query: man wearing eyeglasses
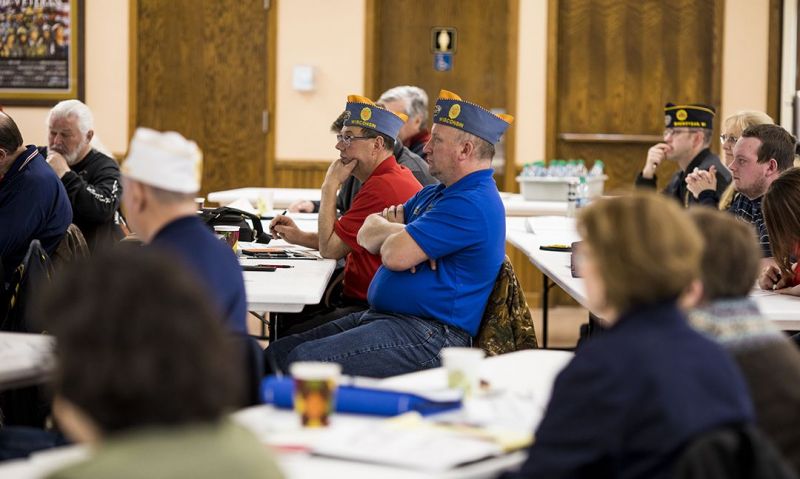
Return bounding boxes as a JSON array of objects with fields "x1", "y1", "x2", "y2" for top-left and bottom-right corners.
[
  {"x1": 265, "y1": 90, "x2": 513, "y2": 378},
  {"x1": 269, "y1": 95, "x2": 422, "y2": 333},
  {"x1": 635, "y1": 103, "x2": 730, "y2": 208}
]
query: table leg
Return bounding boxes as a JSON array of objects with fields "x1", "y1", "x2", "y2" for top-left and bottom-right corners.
[{"x1": 541, "y1": 273, "x2": 552, "y2": 348}]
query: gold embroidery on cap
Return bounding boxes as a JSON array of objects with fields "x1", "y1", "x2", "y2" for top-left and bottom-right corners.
[
  {"x1": 448, "y1": 104, "x2": 461, "y2": 119},
  {"x1": 676, "y1": 109, "x2": 688, "y2": 121},
  {"x1": 360, "y1": 107, "x2": 372, "y2": 121}
]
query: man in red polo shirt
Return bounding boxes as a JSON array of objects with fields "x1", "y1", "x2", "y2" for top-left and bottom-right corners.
[{"x1": 270, "y1": 94, "x2": 422, "y2": 334}]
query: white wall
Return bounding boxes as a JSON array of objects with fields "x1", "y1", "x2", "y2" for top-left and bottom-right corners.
[
  {"x1": 4, "y1": 0, "x2": 130, "y2": 155},
  {"x1": 721, "y1": 0, "x2": 770, "y2": 122},
  {"x1": 274, "y1": 0, "x2": 365, "y2": 162},
  {"x1": 515, "y1": 0, "x2": 548, "y2": 165}
]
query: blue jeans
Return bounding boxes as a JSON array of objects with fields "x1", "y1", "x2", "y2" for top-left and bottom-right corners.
[{"x1": 265, "y1": 309, "x2": 472, "y2": 378}]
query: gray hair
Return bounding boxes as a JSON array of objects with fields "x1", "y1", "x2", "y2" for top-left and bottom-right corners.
[
  {"x1": 378, "y1": 85, "x2": 429, "y2": 125},
  {"x1": 47, "y1": 99, "x2": 94, "y2": 135}
]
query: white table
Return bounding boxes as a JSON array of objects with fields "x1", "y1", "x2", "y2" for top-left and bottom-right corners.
[
  {"x1": 0, "y1": 350, "x2": 573, "y2": 479},
  {"x1": 242, "y1": 254, "x2": 336, "y2": 313},
  {"x1": 210, "y1": 187, "x2": 567, "y2": 218},
  {"x1": 0, "y1": 332, "x2": 54, "y2": 391},
  {"x1": 208, "y1": 188, "x2": 321, "y2": 209},
  {"x1": 242, "y1": 213, "x2": 335, "y2": 314},
  {"x1": 506, "y1": 217, "x2": 800, "y2": 335},
  {"x1": 236, "y1": 349, "x2": 573, "y2": 479},
  {"x1": 501, "y1": 193, "x2": 567, "y2": 217}
]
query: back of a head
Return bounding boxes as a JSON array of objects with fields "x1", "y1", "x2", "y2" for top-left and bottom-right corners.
[
  {"x1": 741, "y1": 123, "x2": 796, "y2": 172},
  {"x1": 0, "y1": 111, "x2": 23, "y2": 152},
  {"x1": 378, "y1": 85, "x2": 429, "y2": 124},
  {"x1": 689, "y1": 208, "x2": 761, "y2": 301},
  {"x1": 763, "y1": 167, "x2": 800, "y2": 276},
  {"x1": 122, "y1": 127, "x2": 203, "y2": 197},
  {"x1": 34, "y1": 248, "x2": 244, "y2": 435},
  {"x1": 577, "y1": 193, "x2": 703, "y2": 313}
]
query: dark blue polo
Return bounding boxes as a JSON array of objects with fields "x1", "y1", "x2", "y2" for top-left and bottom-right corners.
[
  {"x1": 0, "y1": 145, "x2": 72, "y2": 278},
  {"x1": 150, "y1": 216, "x2": 247, "y2": 333}
]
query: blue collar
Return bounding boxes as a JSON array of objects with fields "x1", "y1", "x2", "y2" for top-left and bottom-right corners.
[{"x1": 439, "y1": 168, "x2": 495, "y2": 196}]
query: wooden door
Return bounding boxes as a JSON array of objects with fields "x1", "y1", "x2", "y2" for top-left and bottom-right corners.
[
  {"x1": 547, "y1": 0, "x2": 724, "y2": 193},
  {"x1": 133, "y1": 0, "x2": 273, "y2": 196},
  {"x1": 367, "y1": 0, "x2": 518, "y2": 190}
]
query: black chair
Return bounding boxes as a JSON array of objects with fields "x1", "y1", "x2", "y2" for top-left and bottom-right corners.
[
  {"x1": 1, "y1": 240, "x2": 53, "y2": 333},
  {"x1": 672, "y1": 424, "x2": 798, "y2": 479},
  {"x1": 0, "y1": 241, "x2": 54, "y2": 428}
]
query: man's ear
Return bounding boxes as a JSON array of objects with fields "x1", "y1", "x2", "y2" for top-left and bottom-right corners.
[
  {"x1": 765, "y1": 158, "x2": 779, "y2": 176},
  {"x1": 459, "y1": 137, "x2": 475, "y2": 160},
  {"x1": 129, "y1": 181, "x2": 147, "y2": 213},
  {"x1": 85, "y1": 129, "x2": 94, "y2": 144}
]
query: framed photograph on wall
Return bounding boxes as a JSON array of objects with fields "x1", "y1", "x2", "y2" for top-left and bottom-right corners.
[{"x1": 0, "y1": 0, "x2": 84, "y2": 106}]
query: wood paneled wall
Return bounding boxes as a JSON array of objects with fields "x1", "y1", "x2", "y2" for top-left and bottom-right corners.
[
  {"x1": 134, "y1": 0, "x2": 273, "y2": 196},
  {"x1": 273, "y1": 160, "x2": 329, "y2": 189},
  {"x1": 547, "y1": 0, "x2": 724, "y2": 193},
  {"x1": 367, "y1": 0, "x2": 518, "y2": 191}
]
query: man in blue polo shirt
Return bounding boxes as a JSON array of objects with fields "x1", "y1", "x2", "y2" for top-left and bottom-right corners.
[
  {"x1": 120, "y1": 128, "x2": 247, "y2": 333},
  {"x1": 0, "y1": 111, "x2": 71, "y2": 280},
  {"x1": 265, "y1": 90, "x2": 512, "y2": 377}
]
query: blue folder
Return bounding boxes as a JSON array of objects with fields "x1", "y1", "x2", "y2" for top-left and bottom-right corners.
[{"x1": 261, "y1": 375, "x2": 462, "y2": 417}]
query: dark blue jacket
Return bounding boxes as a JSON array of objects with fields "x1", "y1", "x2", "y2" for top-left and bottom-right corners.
[
  {"x1": 150, "y1": 216, "x2": 247, "y2": 334},
  {"x1": 0, "y1": 146, "x2": 72, "y2": 279},
  {"x1": 510, "y1": 302, "x2": 754, "y2": 479}
]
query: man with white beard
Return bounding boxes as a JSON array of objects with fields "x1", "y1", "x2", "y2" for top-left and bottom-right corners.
[{"x1": 43, "y1": 100, "x2": 123, "y2": 250}]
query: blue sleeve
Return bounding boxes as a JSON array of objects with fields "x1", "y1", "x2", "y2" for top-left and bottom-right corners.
[{"x1": 405, "y1": 193, "x2": 484, "y2": 260}]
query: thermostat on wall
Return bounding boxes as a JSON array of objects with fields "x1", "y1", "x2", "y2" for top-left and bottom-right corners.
[{"x1": 292, "y1": 65, "x2": 315, "y2": 92}]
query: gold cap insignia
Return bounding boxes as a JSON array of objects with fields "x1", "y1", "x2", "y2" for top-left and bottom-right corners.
[
  {"x1": 448, "y1": 103, "x2": 461, "y2": 120},
  {"x1": 360, "y1": 107, "x2": 372, "y2": 121},
  {"x1": 676, "y1": 109, "x2": 688, "y2": 121}
]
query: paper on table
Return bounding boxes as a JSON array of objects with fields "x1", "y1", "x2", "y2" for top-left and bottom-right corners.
[{"x1": 311, "y1": 414, "x2": 504, "y2": 472}]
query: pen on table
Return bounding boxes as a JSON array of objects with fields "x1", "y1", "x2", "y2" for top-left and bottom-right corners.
[{"x1": 255, "y1": 264, "x2": 293, "y2": 268}]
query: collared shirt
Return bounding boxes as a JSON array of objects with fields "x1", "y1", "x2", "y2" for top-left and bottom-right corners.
[
  {"x1": 728, "y1": 193, "x2": 771, "y2": 257},
  {"x1": 150, "y1": 216, "x2": 247, "y2": 333},
  {"x1": 333, "y1": 156, "x2": 422, "y2": 301},
  {"x1": 367, "y1": 169, "x2": 505, "y2": 336},
  {"x1": 0, "y1": 145, "x2": 72, "y2": 278}
]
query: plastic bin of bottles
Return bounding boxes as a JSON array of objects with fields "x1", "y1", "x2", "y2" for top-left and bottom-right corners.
[{"x1": 516, "y1": 175, "x2": 607, "y2": 201}]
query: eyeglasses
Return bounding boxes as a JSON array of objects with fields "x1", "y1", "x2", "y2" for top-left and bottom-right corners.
[
  {"x1": 663, "y1": 128, "x2": 697, "y2": 138},
  {"x1": 719, "y1": 134, "x2": 739, "y2": 145},
  {"x1": 336, "y1": 135, "x2": 373, "y2": 147}
]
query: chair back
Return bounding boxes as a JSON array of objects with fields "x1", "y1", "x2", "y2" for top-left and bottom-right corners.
[
  {"x1": 475, "y1": 256, "x2": 538, "y2": 356},
  {"x1": 1, "y1": 240, "x2": 53, "y2": 333},
  {"x1": 672, "y1": 424, "x2": 798, "y2": 479},
  {"x1": 51, "y1": 224, "x2": 89, "y2": 270}
]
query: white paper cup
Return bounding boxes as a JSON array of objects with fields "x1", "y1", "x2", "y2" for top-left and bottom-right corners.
[
  {"x1": 441, "y1": 347, "x2": 485, "y2": 397},
  {"x1": 289, "y1": 362, "x2": 342, "y2": 427},
  {"x1": 213, "y1": 225, "x2": 240, "y2": 253}
]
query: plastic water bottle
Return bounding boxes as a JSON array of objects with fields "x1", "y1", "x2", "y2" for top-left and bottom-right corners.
[
  {"x1": 590, "y1": 160, "x2": 604, "y2": 177},
  {"x1": 576, "y1": 176, "x2": 589, "y2": 209},
  {"x1": 576, "y1": 159, "x2": 588, "y2": 177},
  {"x1": 566, "y1": 180, "x2": 577, "y2": 218}
]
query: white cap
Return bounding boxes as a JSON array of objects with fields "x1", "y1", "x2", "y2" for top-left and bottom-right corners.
[{"x1": 122, "y1": 127, "x2": 203, "y2": 194}]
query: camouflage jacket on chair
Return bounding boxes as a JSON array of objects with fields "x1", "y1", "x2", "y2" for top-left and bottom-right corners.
[{"x1": 475, "y1": 257, "x2": 538, "y2": 356}]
